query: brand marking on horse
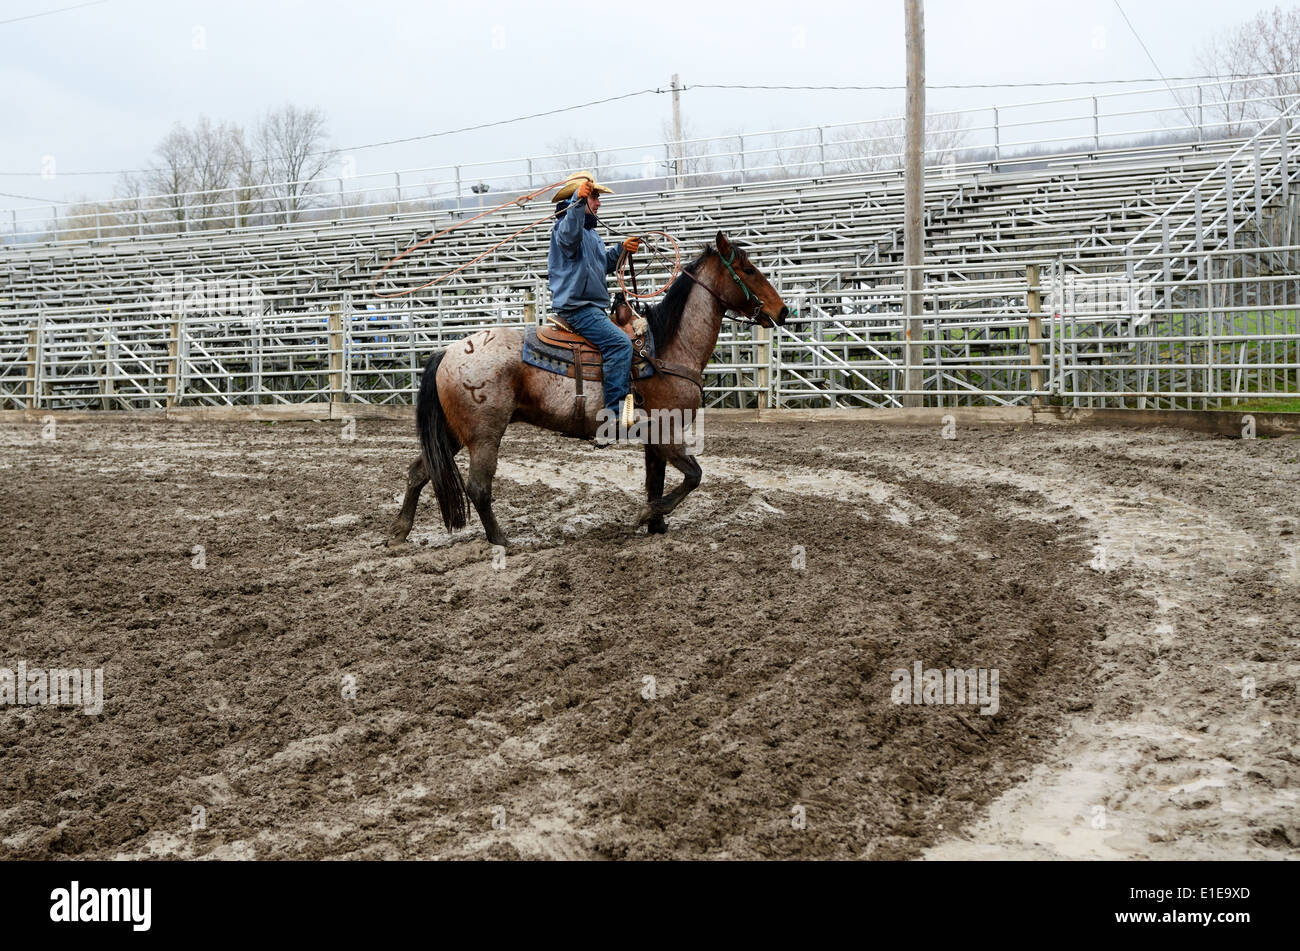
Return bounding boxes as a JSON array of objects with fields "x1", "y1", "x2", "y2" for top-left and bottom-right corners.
[
  {"x1": 386, "y1": 232, "x2": 787, "y2": 549},
  {"x1": 464, "y1": 330, "x2": 495, "y2": 355}
]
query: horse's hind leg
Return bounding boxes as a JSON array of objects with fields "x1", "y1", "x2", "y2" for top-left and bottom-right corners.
[
  {"x1": 386, "y1": 455, "x2": 429, "y2": 546},
  {"x1": 637, "y1": 444, "x2": 701, "y2": 528},
  {"x1": 643, "y1": 445, "x2": 668, "y2": 535},
  {"x1": 466, "y1": 436, "x2": 508, "y2": 547}
]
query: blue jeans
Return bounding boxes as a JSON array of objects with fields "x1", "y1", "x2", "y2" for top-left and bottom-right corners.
[{"x1": 562, "y1": 304, "x2": 632, "y2": 421}]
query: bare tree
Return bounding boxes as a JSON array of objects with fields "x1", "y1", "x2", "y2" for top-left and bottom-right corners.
[
  {"x1": 1196, "y1": 31, "x2": 1263, "y2": 136},
  {"x1": 763, "y1": 128, "x2": 820, "y2": 181},
  {"x1": 1196, "y1": 5, "x2": 1300, "y2": 135},
  {"x1": 1243, "y1": 5, "x2": 1300, "y2": 114},
  {"x1": 925, "y1": 112, "x2": 968, "y2": 166},
  {"x1": 543, "y1": 136, "x2": 610, "y2": 184},
  {"x1": 711, "y1": 126, "x2": 748, "y2": 180},
  {"x1": 828, "y1": 120, "x2": 898, "y2": 175},
  {"x1": 144, "y1": 125, "x2": 195, "y2": 227},
  {"x1": 259, "y1": 105, "x2": 332, "y2": 223},
  {"x1": 135, "y1": 111, "x2": 326, "y2": 232},
  {"x1": 659, "y1": 117, "x2": 735, "y2": 187},
  {"x1": 185, "y1": 116, "x2": 240, "y2": 230},
  {"x1": 228, "y1": 124, "x2": 263, "y2": 228},
  {"x1": 60, "y1": 197, "x2": 135, "y2": 240},
  {"x1": 828, "y1": 112, "x2": 967, "y2": 175},
  {"x1": 113, "y1": 172, "x2": 147, "y2": 236}
]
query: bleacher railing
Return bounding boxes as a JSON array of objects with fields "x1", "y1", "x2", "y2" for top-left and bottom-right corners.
[
  {"x1": 5, "y1": 77, "x2": 1300, "y2": 412},
  {"x1": 6, "y1": 73, "x2": 1300, "y2": 246},
  {"x1": 5, "y1": 244, "x2": 1298, "y2": 412}
]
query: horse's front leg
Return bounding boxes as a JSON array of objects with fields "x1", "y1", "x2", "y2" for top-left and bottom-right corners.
[
  {"x1": 643, "y1": 444, "x2": 667, "y2": 535},
  {"x1": 637, "y1": 444, "x2": 701, "y2": 528}
]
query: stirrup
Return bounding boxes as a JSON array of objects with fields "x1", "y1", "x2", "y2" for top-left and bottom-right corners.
[{"x1": 619, "y1": 393, "x2": 637, "y2": 429}]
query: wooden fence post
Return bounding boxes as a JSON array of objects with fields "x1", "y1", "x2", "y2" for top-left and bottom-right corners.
[
  {"x1": 329, "y1": 305, "x2": 344, "y2": 404},
  {"x1": 25, "y1": 319, "x2": 40, "y2": 410},
  {"x1": 100, "y1": 321, "x2": 116, "y2": 410},
  {"x1": 1027, "y1": 264, "x2": 1044, "y2": 410},
  {"x1": 755, "y1": 322, "x2": 772, "y2": 409},
  {"x1": 166, "y1": 313, "x2": 181, "y2": 408}
]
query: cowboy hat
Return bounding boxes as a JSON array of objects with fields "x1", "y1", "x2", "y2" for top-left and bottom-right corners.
[{"x1": 551, "y1": 170, "x2": 614, "y2": 203}]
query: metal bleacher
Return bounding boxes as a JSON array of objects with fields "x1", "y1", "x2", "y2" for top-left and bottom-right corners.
[{"x1": 4, "y1": 83, "x2": 1300, "y2": 410}]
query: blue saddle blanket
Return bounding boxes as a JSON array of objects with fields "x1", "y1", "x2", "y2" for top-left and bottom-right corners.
[{"x1": 521, "y1": 323, "x2": 656, "y2": 381}]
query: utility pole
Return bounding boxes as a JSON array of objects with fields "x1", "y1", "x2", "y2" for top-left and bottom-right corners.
[
  {"x1": 672, "y1": 73, "x2": 685, "y2": 193},
  {"x1": 903, "y1": 0, "x2": 926, "y2": 407}
]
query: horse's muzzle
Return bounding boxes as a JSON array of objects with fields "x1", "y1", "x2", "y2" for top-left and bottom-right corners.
[{"x1": 759, "y1": 305, "x2": 790, "y2": 328}]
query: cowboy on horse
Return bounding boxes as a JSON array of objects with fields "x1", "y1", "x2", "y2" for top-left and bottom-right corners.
[
  {"x1": 384, "y1": 169, "x2": 790, "y2": 548},
  {"x1": 548, "y1": 171, "x2": 641, "y2": 436}
]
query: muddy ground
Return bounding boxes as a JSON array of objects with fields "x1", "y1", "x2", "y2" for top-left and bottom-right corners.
[{"x1": 0, "y1": 416, "x2": 1296, "y2": 860}]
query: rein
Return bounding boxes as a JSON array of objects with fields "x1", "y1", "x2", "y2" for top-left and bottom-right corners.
[{"x1": 634, "y1": 246, "x2": 771, "y2": 400}]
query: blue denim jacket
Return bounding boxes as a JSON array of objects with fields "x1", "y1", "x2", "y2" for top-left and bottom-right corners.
[{"x1": 547, "y1": 196, "x2": 621, "y2": 313}]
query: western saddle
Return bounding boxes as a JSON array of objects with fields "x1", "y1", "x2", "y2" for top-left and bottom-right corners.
[
  {"x1": 536, "y1": 295, "x2": 650, "y2": 437},
  {"x1": 534, "y1": 294, "x2": 705, "y2": 438},
  {"x1": 537, "y1": 295, "x2": 647, "y2": 383}
]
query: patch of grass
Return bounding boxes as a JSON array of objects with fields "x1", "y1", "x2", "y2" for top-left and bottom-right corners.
[
  {"x1": 1230, "y1": 397, "x2": 1300, "y2": 413},
  {"x1": 1236, "y1": 309, "x2": 1300, "y2": 337}
]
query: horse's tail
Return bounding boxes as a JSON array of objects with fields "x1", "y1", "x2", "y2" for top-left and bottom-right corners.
[{"x1": 417, "y1": 350, "x2": 468, "y2": 532}]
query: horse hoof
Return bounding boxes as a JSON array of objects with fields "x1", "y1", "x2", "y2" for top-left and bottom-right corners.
[
  {"x1": 384, "y1": 535, "x2": 408, "y2": 548},
  {"x1": 635, "y1": 506, "x2": 656, "y2": 527},
  {"x1": 647, "y1": 517, "x2": 668, "y2": 535}
]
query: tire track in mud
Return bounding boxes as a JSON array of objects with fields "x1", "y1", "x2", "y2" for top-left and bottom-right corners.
[
  {"x1": 1, "y1": 419, "x2": 1295, "y2": 859},
  {"x1": 910, "y1": 432, "x2": 1300, "y2": 859}
]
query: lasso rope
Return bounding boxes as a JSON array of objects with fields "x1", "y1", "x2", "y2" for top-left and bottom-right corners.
[
  {"x1": 369, "y1": 177, "x2": 569, "y2": 299},
  {"x1": 616, "y1": 230, "x2": 680, "y2": 301},
  {"x1": 369, "y1": 176, "x2": 682, "y2": 301}
]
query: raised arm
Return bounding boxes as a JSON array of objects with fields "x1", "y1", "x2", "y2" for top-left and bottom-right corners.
[{"x1": 554, "y1": 195, "x2": 586, "y2": 254}]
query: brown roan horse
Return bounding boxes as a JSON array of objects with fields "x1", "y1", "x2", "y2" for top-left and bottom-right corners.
[{"x1": 386, "y1": 230, "x2": 789, "y2": 547}]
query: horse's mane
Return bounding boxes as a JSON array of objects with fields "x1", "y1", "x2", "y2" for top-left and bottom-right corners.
[{"x1": 646, "y1": 247, "x2": 711, "y2": 348}]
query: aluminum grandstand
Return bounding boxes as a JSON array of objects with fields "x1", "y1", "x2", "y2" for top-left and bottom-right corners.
[{"x1": 3, "y1": 77, "x2": 1299, "y2": 411}]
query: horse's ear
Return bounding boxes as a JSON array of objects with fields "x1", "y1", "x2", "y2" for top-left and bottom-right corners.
[{"x1": 715, "y1": 231, "x2": 731, "y2": 257}]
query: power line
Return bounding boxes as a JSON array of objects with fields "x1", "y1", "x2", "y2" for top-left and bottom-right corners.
[
  {"x1": 0, "y1": 188, "x2": 53, "y2": 202},
  {"x1": 1111, "y1": 0, "x2": 1197, "y2": 125},
  {"x1": 689, "y1": 74, "x2": 1281, "y2": 92},
  {"x1": 0, "y1": 71, "x2": 1287, "y2": 181},
  {"x1": 0, "y1": 0, "x2": 113, "y2": 27},
  {"x1": 0, "y1": 87, "x2": 667, "y2": 179},
  {"x1": 332, "y1": 87, "x2": 665, "y2": 155}
]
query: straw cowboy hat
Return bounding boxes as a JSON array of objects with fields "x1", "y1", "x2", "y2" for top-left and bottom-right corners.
[{"x1": 550, "y1": 170, "x2": 614, "y2": 203}]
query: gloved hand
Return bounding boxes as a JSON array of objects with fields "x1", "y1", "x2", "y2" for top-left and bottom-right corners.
[
  {"x1": 575, "y1": 179, "x2": 594, "y2": 201},
  {"x1": 622, "y1": 236, "x2": 641, "y2": 254}
]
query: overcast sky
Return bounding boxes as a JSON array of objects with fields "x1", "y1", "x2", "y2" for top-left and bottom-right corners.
[{"x1": 1, "y1": 0, "x2": 1294, "y2": 210}]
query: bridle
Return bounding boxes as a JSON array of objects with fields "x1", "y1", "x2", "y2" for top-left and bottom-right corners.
[
  {"x1": 619, "y1": 234, "x2": 775, "y2": 327},
  {"x1": 621, "y1": 243, "x2": 781, "y2": 401},
  {"x1": 680, "y1": 245, "x2": 774, "y2": 326}
]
